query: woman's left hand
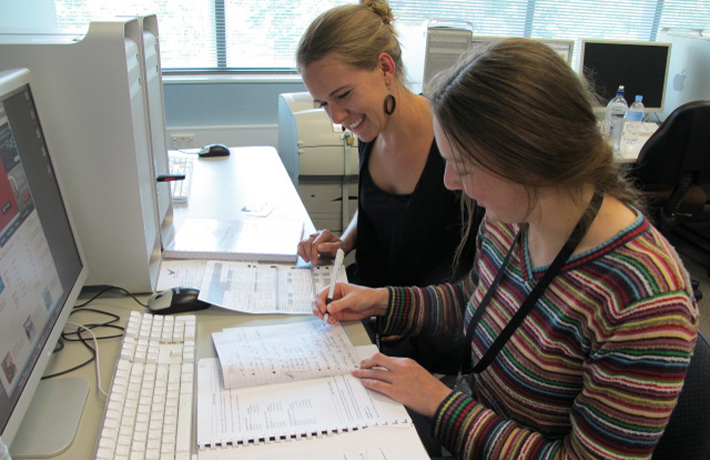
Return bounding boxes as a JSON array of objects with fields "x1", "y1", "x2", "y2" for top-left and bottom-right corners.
[{"x1": 352, "y1": 352, "x2": 452, "y2": 418}]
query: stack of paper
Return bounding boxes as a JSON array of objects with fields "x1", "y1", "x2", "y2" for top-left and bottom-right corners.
[
  {"x1": 163, "y1": 218, "x2": 304, "y2": 263},
  {"x1": 196, "y1": 320, "x2": 429, "y2": 458}
]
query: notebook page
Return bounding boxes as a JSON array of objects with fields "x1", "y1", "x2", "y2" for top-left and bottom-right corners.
[{"x1": 212, "y1": 320, "x2": 360, "y2": 390}]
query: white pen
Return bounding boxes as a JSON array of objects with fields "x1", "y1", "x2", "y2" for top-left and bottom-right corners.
[{"x1": 324, "y1": 248, "x2": 345, "y2": 324}]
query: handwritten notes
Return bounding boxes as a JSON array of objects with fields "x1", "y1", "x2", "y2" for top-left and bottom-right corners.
[{"x1": 212, "y1": 320, "x2": 361, "y2": 390}]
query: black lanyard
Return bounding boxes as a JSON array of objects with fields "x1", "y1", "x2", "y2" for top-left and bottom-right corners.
[{"x1": 461, "y1": 191, "x2": 604, "y2": 374}]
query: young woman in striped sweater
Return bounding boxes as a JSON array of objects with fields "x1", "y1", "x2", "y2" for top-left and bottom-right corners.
[{"x1": 315, "y1": 38, "x2": 699, "y2": 459}]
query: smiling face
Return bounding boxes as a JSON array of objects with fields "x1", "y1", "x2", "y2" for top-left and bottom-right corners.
[
  {"x1": 435, "y1": 117, "x2": 530, "y2": 224},
  {"x1": 301, "y1": 53, "x2": 392, "y2": 143}
]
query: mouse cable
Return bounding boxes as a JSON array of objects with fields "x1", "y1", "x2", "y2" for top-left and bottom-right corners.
[
  {"x1": 61, "y1": 308, "x2": 124, "y2": 342},
  {"x1": 43, "y1": 319, "x2": 97, "y2": 379},
  {"x1": 55, "y1": 322, "x2": 108, "y2": 397},
  {"x1": 44, "y1": 309, "x2": 123, "y2": 383},
  {"x1": 74, "y1": 285, "x2": 148, "y2": 309},
  {"x1": 42, "y1": 321, "x2": 105, "y2": 394}
]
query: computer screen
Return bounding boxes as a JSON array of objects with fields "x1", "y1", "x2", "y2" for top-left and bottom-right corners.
[
  {"x1": 0, "y1": 69, "x2": 88, "y2": 449},
  {"x1": 580, "y1": 39, "x2": 671, "y2": 113}
]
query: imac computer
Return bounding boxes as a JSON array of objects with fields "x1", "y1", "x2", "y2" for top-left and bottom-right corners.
[
  {"x1": 658, "y1": 28, "x2": 710, "y2": 121},
  {"x1": 0, "y1": 68, "x2": 88, "y2": 456},
  {"x1": 580, "y1": 39, "x2": 672, "y2": 113}
]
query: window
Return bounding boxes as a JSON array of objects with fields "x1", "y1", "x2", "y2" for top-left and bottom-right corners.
[{"x1": 52, "y1": 0, "x2": 710, "y2": 72}]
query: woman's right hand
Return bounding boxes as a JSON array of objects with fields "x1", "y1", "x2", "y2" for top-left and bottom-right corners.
[
  {"x1": 313, "y1": 283, "x2": 389, "y2": 324},
  {"x1": 298, "y1": 229, "x2": 346, "y2": 264}
]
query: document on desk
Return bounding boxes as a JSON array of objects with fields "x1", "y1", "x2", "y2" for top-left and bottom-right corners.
[
  {"x1": 212, "y1": 320, "x2": 361, "y2": 390},
  {"x1": 196, "y1": 423, "x2": 428, "y2": 460},
  {"x1": 163, "y1": 218, "x2": 304, "y2": 263},
  {"x1": 196, "y1": 345, "x2": 418, "y2": 456},
  {"x1": 156, "y1": 259, "x2": 207, "y2": 291},
  {"x1": 197, "y1": 261, "x2": 344, "y2": 314}
]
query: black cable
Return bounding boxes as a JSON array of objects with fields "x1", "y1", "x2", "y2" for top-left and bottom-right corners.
[
  {"x1": 43, "y1": 285, "x2": 146, "y2": 379},
  {"x1": 61, "y1": 308, "x2": 125, "y2": 341},
  {"x1": 73, "y1": 285, "x2": 148, "y2": 309},
  {"x1": 42, "y1": 325, "x2": 97, "y2": 379}
]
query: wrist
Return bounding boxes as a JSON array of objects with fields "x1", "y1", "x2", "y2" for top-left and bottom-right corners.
[
  {"x1": 341, "y1": 236, "x2": 355, "y2": 254},
  {"x1": 375, "y1": 287, "x2": 390, "y2": 316}
]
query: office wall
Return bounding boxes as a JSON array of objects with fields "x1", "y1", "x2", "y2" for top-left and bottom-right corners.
[
  {"x1": 1, "y1": 0, "x2": 57, "y2": 29},
  {"x1": 163, "y1": 78, "x2": 307, "y2": 149}
]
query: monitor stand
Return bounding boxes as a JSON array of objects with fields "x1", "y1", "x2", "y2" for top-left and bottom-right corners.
[{"x1": 10, "y1": 377, "x2": 89, "y2": 458}]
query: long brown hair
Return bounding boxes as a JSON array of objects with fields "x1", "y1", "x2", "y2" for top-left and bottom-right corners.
[{"x1": 429, "y1": 39, "x2": 644, "y2": 254}]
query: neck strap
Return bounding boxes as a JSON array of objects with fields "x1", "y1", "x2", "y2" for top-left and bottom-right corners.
[{"x1": 461, "y1": 190, "x2": 604, "y2": 374}]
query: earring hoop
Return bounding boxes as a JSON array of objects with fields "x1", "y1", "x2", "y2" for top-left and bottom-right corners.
[{"x1": 384, "y1": 93, "x2": 397, "y2": 115}]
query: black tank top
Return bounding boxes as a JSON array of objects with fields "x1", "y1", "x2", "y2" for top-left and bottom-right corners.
[{"x1": 353, "y1": 138, "x2": 477, "y2": 287}]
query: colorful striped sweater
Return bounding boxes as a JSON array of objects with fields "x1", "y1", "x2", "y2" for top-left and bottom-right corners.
[{"x1": 381, "y1": 213, "x2": 698, "y2": 459}]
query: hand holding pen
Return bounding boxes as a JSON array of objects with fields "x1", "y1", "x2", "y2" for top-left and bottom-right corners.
[
  {"x1": 324, "y1": 248, "x2": 345, "y2": 324},
  {"x1": 315, "y1": 284, "x2": 389, "y2": 325}
]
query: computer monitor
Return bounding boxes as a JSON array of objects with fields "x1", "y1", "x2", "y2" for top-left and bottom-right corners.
[
  {"x1": 580, "y1": 39, "x2": 672, "y2": 113},
  {"x1": 0, "y1": 69, "x2": 88, "y2": 455}
]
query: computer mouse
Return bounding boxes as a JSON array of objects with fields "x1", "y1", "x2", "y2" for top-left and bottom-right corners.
[
  {"x1": 198, "y1": 143, "x2": 230, "y2": 158},
  {"x1": 147, "y1": 286, "x2": 211, "y2": 315}
]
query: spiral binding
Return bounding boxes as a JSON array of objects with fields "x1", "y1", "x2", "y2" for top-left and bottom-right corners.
[{"x1": 199, "y1": 420, "x2": 410, "y2": 450}]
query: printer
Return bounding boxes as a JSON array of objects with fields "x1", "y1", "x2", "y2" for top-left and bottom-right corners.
[{"x1": 278, "y1": 92, "x2": 359, "y2": 234}]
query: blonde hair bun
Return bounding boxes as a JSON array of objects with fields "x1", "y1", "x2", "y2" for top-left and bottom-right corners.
[
  {"x1": 361, "y1": 0, "x2": 395, "y2": 29},
  {"x1": 297, "y1": 0, "x2": 406, "y2": 85}
]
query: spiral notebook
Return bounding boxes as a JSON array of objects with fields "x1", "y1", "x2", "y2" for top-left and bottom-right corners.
[
  {"x1": 196, "y1": 423, "x2": 428, "y2": 459},
  {"x1": 196, "y1": 345, "x2": 425, "y2": 456}
]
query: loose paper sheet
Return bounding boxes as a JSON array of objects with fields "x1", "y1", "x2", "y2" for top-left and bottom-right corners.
[
  {"x1": 198, "y1": 261, "x2": 343, "y2": 314},
  {"x1": 212, "y1": 320, "x2": 360, "y2": 390}
]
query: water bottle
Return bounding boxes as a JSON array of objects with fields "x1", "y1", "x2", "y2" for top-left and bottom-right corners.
[
  {"x1": 623, "y1": 95, "x2": 645, "y2": 145},
  {"x1": 605, "y1": 85, "x2": 628, "y2": 155}
]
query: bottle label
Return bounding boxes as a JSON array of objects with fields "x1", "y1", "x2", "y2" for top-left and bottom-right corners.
[{"x1": 626, "y1": 111, "x2": 643, "y2": 122}]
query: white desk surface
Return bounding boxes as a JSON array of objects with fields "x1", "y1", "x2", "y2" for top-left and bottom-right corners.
[
  {"x1": 24, "y1": 146, "x2": 369, "y2": 459},
  {"x1": 616, "y1": 122, "x2": 659, "y2": 163},
  {"x1": 170, "y1": 145, "x2": 315, "y2": 235}
]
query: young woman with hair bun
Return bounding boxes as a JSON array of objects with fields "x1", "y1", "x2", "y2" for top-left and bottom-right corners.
[{"x1": 297, "y1": 0, "x2": 481, "y2": 379}]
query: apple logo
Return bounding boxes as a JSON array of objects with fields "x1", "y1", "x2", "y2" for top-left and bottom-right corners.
[{"x1": 673, "y1": 69, "x2": 687, "y2": 92}]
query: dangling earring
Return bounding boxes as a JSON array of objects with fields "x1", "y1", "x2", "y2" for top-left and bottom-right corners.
[{"x1": 384, "y1": 93, "x2": 397, "y2": 115}]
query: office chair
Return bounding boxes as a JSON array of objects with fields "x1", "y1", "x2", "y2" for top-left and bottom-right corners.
[
  {"x1": 631, "y1": 100, "x2": 710, "y2": 298},
  {"x1": 653, "y1": 332, "x2": 710, "y2": 459}
]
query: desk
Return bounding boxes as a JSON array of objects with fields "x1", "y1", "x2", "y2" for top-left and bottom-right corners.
[
  {"x1": 25, "y1": 147, "x2": 370, "y2": 459},
  {"x1": 170, "y1": 146, "x2": 315, "y2": 237}
]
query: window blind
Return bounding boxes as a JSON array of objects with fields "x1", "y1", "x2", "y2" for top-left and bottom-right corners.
[{"x1": 47, "y1": 0, "x2": 710, "y2": 71}]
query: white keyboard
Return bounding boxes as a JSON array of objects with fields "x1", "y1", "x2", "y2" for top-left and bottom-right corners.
[
  {"x1": 95, "y1": 311, "x2": 196, "y2": 460},
  {"x1": 168, "y1": 154, "x2": 193, "y2": 203}
]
